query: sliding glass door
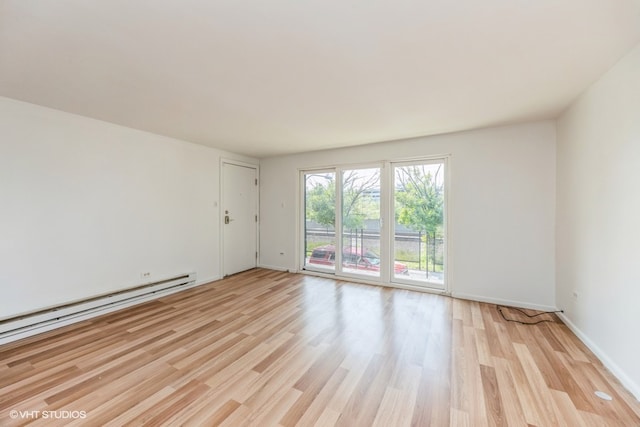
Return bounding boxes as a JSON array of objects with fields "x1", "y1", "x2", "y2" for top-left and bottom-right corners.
[
  {"x1": 303, "y1": 171, "x2": 336, "y2": 273},
  {"x1": 392, "y1": 160, "x2": 446, "y2": 289},
  {"x1": 341, "y1": 167, "x2": 381, "y2": 279},
  {"x1": 301, "y1": 158, "x2": 447, "y2": 290}
]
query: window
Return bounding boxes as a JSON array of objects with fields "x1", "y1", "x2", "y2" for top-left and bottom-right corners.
[{"x1": 301, "y1": 158, "x2": 447, "y2": 291}]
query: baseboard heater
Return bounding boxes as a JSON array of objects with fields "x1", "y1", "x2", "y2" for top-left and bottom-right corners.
[{"x1": 0, "y1": 273, "x2": 196, "y2": 343}]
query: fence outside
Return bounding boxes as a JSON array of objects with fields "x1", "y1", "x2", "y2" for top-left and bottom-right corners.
[{"x1": 305, "y1": 227, "x2": 444, "y2": 275}]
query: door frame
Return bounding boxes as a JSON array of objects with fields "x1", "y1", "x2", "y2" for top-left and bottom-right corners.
[
  {"x1": 300, "y1": 169, "x2": 338, "y2": 275},
  {"x1": 298, "y1": 155, "x2": 451, "y2": 294},
  {"x1": 220, "y1": 158, "x2": 260, "y2": 277},
  {"x1": 335, "y1": 163, "x2": 385, "y2": 282},
  {"x1": 299, "y1": 163, "x2": 384, "y2": 281},
  {"x1": 388, "y1": 157, "x2": 449, "y2": 291}
]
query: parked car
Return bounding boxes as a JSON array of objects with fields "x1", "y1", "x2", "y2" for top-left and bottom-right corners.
[{"x1": 308, "y1": 245, "x2": 409, "y2": 274}]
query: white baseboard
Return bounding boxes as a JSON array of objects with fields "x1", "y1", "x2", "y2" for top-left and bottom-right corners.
[
  {"x1": 257, "y1": 264, "x2": 293, "y2": 272},
  {"x1": 557, "y1": 313, "x2": 640, "y2": 402},
  {"x1": 197, "y1": 275, "x2": 222, "y2": 286},
  {"x1": 451, "y1": 292, "x2": 558, "y2": 312}
]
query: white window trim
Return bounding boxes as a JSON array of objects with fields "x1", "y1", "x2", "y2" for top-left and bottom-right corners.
[{"x1": 297, "y1": 154, "x2": 451, "y2": 294}]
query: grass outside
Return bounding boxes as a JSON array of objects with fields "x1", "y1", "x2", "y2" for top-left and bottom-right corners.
[{"x1": 395, "y1": 248, "x2": 444, "y2": 273}]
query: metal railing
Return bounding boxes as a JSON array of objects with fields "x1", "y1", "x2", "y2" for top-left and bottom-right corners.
[{"x1": 305, "y1": 228, "x2": 444, "y2": 273}]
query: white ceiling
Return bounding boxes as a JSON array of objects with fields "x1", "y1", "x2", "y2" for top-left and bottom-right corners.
[{"x1": 1, "y1": 1, "x2": 640, "y2": 158}]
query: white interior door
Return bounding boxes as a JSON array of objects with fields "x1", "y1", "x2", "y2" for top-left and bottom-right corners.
[{"x1": 222, "y1": 162, "x2": 258, "y2": 276}]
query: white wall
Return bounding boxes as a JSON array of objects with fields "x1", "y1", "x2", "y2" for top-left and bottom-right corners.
[
  {"x1": 0, "y1": 97, "x2": 255, "y2": 319},
  {"x1": 260, "y1": 121, "x2": 557, "y2": 309},
  {"x1": 556, "y1": 43, "x2": 640, "y2": 399}
]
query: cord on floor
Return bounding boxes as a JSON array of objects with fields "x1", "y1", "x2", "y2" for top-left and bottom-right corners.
[{"x1": 497, "y1": 305, "x2": 564, "y2": 325}]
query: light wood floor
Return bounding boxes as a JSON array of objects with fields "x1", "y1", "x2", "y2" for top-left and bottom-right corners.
[{"x1": 1, "y1": 269, "x2": 639, "y2": 426}]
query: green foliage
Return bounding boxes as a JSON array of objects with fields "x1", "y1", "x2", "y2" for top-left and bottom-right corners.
[
  {"x1": 395, "y1": 165, "x2": 443, "y2": 234},
  {"x1": 394, "y1": 246, "x2": 444, "y2": 272},
  {"x1": 341, "y1": 170, "x2": 380, "y2": 230},
  {"x1": 306, "y1": 176, "x2": 336, "y2": 228},
  {"x1": 305, "y1": 170, "x2": 380, "y2": 230}
]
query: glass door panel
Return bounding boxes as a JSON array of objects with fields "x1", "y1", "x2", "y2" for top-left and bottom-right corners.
[
  {"x1": 393, "y1": 161, "x2": 445, "y2": 288},
  {"x1": 303, "y1": 171, "x2": 336, "y2": 273},
  {"x1": 341, "y1": 168, "x2": 381, "y2": 278}
]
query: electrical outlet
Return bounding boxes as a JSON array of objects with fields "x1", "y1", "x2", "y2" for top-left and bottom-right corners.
[{"x1": 141, "y1": 272, "x2": 151, "y2": 279}]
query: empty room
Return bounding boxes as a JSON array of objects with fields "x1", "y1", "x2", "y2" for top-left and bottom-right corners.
[{"x1": 1, "y1": 1, "x2": 640, "y2": 426}]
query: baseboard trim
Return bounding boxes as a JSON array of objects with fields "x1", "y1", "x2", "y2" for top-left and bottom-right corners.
[
  {"x1": 557, "y1": 313, "x2": 640, "y2": 402},
  {"x1": 196, "y1": 276, "x2": 222, "y2": 286},
  {"x1": 257, "y1": 264, "x2": 292, "y2": 272},
  {"x1": 451, "y1": 292, "x2": 558, "y2": 312}
]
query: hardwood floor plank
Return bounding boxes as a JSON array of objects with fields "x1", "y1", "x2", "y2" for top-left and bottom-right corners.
[
  {"x1": 481, "y1": 305, "x2": 507, "y2": 360},
  {"x1": 513, "y1": 342, "x2": 560, "y2": 426},
  {"x1": 247, "y1": 388, "x2": 301, "y2": 427},
  {"x1": 555, "y1": 351, "x2": 640, "y2": 426},
  {"x1": 75, "y1": 363, "x2": 183, "y2": 426},
  {"x1": 280, "y1": 348, "x2": 347, "y2": 426},
  {"x1": 549, "y1": 389, "x2": 586, "y2": 427},
  {"x1": 450, "y1": 318, "x2": 467, "y2": 412},
  {"x1": 314, "y1": 407, "x2": 341, "y2": 427},
  {"x1": 127, "y1": 379, "x2": 210, "y2": 426},
  {"x1": 216, "y1": 402, "x2": 253, "y2": 427},
  {"x1": 1, "y1": 269, "x2": 638, "y2": 426},
  {"x1": 239, "y1": 341, "x2": 320, "y2": 413},
  {"x1": 291, "y1": 366, "x2": 349, "y2": 427},
  {"x1": 492, "y1": 357, "x2": 528, "y2": 427},
  {"x1": 548, "y1": 324, "x2": 591, "y2": 363},
  {"x1": 371, "y1": 365, "x2": 420, "y2": 427},
  {"x1": 334, "y1": 353, "x2": 386, "y2": 426},
  {"x1": 104, "y1": 385, "x2": 176, "y2": 427},
  {"x1": 450, "y1": 407, "x2": 470, "y2": 427},
  {"x1": 515, "y1": 322, "x2": 565, "y2": 392},
  {"x1": 192, "y1": 399, "x2": 241, "y2": 427},
  {"x1": 474, "y1": 328, "x2": 494, "y2": 368},
  {"x1": 480, "y1": 364, "x2": 508, "y2": 427},
  {"x1": 463, "y1": 325, "x2": 489, "y2": 426},
  {"x1": 325, "y1": 353, "x2": 375, "y2": 415}
]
